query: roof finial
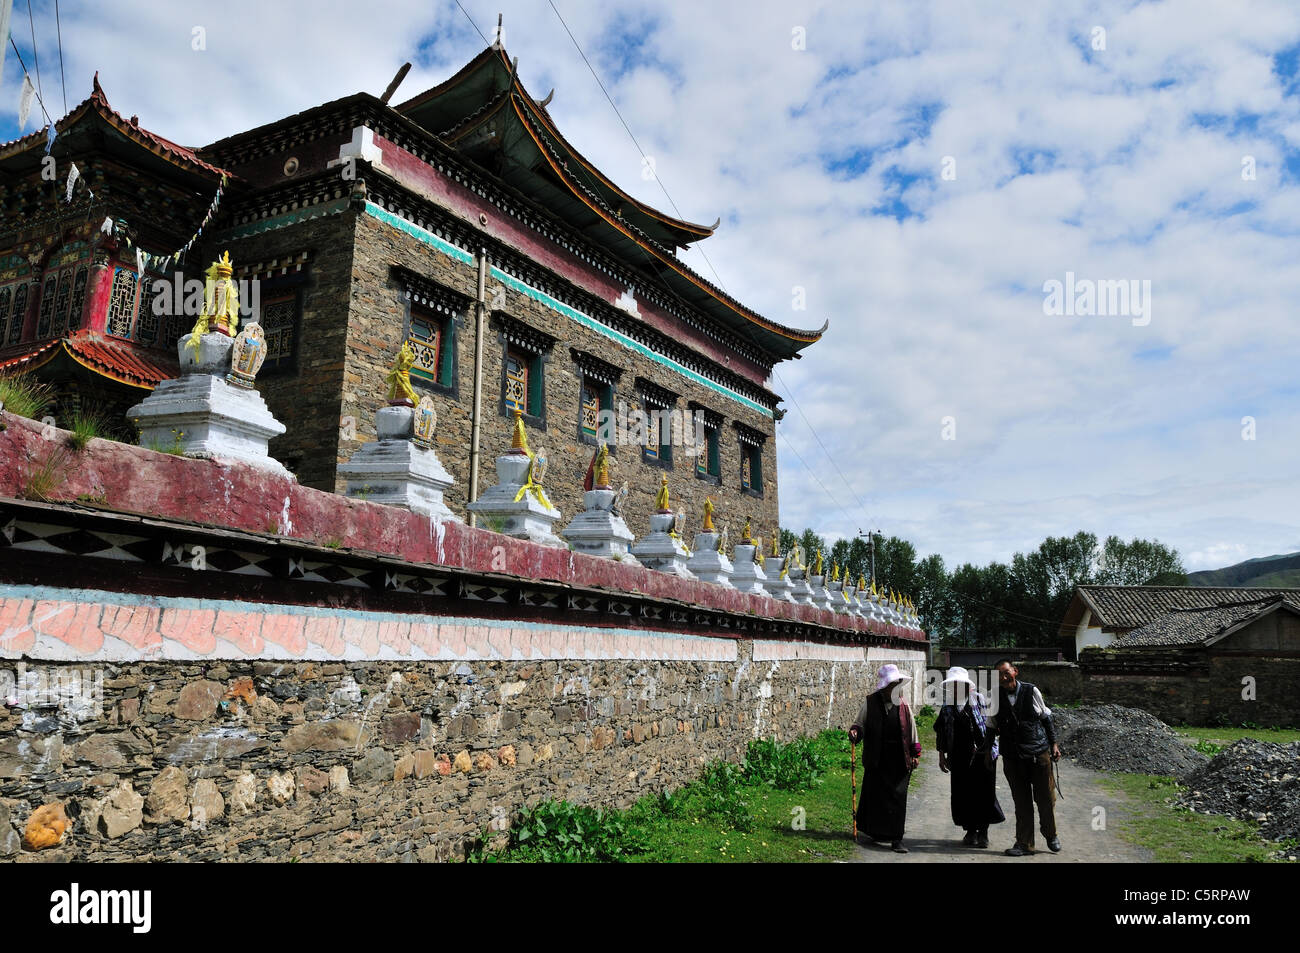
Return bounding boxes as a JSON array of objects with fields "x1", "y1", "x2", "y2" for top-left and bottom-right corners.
[{"x1": 493, "y1": 13, "x2": 504, "y2": 49}]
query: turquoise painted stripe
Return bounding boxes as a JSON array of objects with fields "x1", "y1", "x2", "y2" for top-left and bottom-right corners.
[
  {"x1": 364, "y1": 201, "x2": 474, "y2": 264},
  {"x1": 217, "y1": 199, "x2": 349, "y2": 241},
  {"x1": 362, "y1": 202, "x2": 773, "y2": 418}
]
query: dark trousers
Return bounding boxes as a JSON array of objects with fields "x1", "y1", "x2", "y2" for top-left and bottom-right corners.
[{"x1": 1002, "y1": 751, "x2": 1056, "y2": 849}]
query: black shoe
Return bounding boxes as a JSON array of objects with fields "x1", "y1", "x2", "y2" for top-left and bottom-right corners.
[
  {"x1": 976, "y1": 832, "x2": 989, "y2": 849},
  {"x1": 1048, "y1": 837, "x2": 1062, "y2": 853},
  {"x1": 891, "y1": 841, "x2": 909, "y2": 853},
  {"x1": 961, "y1": 830, "x2": 977, "y2": 846},
  {"x1": 1004, "y1": 844, "x2": 1032, "y2": 857}
]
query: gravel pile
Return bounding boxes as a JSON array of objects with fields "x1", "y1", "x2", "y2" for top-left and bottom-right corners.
[
  {"x1": 1049, "y1": 704, "x2": 1207, "y2": 778},
  {"x1": 1180, "y1": 740, "x2": 1300, "y2": 842}
]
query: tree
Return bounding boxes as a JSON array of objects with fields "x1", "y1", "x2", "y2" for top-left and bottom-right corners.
[{"x1": 1094, "y1": 536, "x2": 1185, "y2": 586}]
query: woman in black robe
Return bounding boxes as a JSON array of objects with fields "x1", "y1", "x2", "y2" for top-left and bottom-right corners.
[
  {"x1": 848, "y1": 664, "x2": 920, "y2": 853},
  {"x1": 934, "y1": 666, "x2": 1004, "y2": 848}
]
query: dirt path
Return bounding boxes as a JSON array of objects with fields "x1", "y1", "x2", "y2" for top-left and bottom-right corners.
[{"x1": 850, "y1": 752, "x2": 1153, "y2": 863}]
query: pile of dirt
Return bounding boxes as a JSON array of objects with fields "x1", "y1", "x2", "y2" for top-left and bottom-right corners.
[
  {"x1": 1180, "y1": 740, "x2": 1300, "y2": 842},
  {"x1": 1049, "y1": 704, "x2": 1207, "y2": 778}
]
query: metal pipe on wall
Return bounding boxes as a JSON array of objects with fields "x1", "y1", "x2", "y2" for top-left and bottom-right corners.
[{"x1": 467, "y1": 247, "x2": 488, "y2": 526}]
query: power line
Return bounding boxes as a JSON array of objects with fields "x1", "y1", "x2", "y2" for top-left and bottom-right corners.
[
  {"x1": 24, "y1": 0, "x2": 42, "y2": 105},
  {"x1": 451, "y1": 0, "x2": 489, "y2": 46},
  {"x1": 542, "y1": 0, "x2": 876, "y2": 532},
  {"x1": 54, "y1": 0, "x2": 67, "y2": 115},
  {"x1": 9, "y1": 36, "x2": 54, "y2": 127}
]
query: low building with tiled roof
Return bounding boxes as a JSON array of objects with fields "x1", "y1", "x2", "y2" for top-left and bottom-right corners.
[
  {"x1": 1113, "y1": 596, "x2": 1300, "y2": 648},
  {"x1": 1071, "y1": 590, "x2": 1300, "y2": 726},
  {"x1": 1060, "y1": 585, "x2": 1300, "y2": 658}
]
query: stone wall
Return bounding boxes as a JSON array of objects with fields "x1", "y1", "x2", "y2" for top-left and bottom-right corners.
[
  {"x1": 1015, "y1": 662, "x2": 1083, "y2": 705},
  {"x1": 1078, "y1": 649, "x2": 1300, "y2": 726},
  {"x1": 0, "y1": 639, "x2": 924, "y2": 862}
]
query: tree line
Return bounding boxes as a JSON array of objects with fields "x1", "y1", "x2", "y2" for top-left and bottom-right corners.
[{"x1": 777, "y1": 529, "x2": 1185, "y2": 648}]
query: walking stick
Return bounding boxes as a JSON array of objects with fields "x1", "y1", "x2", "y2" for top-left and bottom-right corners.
[{"x1": 850, "y1": 737, "x2": 858, "y2": 840}]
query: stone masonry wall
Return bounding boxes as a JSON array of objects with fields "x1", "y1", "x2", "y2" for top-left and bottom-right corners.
[
  {"x1": 0, "y1": 644, "x2": 922, "y2": 862},
  {"x1": 342, "y1": 210, "x2": 780, "y2": 542},
  {"x1": 1079, "y1": 651, "x2": 1300, "y2": 726}
]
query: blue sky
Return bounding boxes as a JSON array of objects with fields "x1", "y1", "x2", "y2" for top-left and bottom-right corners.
[{"x1": 5, "y1": 0, "x2": 1300, "y2": 571}]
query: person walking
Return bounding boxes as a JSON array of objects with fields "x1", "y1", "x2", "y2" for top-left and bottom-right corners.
[
  {"x1": 992, "y1": 659, "x2": 1061, "y2": 857},
  {"x1": 848, "y1": 663, "x2": 921, "y2": 853},
  {"x1": 934, "y1": 666, "x2": 1004, "y2": 848}
]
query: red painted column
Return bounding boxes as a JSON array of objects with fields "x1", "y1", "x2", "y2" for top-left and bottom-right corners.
[{"x1": 83, "y1": 255, "x2": 113, "y2": 334}]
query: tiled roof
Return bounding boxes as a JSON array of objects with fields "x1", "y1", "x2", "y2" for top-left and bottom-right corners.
[
  {"x1": 1076, "y1": 585, "x2": 1300, "y2": 630},
  {"x1": 0, "y1": 333, "x2": 176, "y2": 389},
  {"x1": 1113, "y1": 597, "x2": 1293, "y2": 647},
  {"x1": 63, "y1": 332, "x2": 177, "y2": 388},
  {"x1": 0, "y1": 75, "x2": 230, "y2": 179}
]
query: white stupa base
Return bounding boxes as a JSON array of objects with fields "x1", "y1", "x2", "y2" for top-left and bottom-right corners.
[
  {"x1": 686, "y1": 532, "x2": 734, "y2": 587},
  {"x1": 808, "y1": 576, "x2": 833, "y2": 611},
  {"x1": 631, "y1": 513, "x2": 694, "y2": 577},
  {"x1": 338, "y1": 406, "x2": 460, "y2": 522},
  {"x1": 467, "y1": 451, "x2": 563, "y2": 546},
  {"x1": 762, "y1": 558, "x2": 797, "y2": 602},
  {"x1": 562, "y1": 488, "x2": 640, "y2": 563},
  {"x1": 127, "y1": 335, "x2": 289, "y2": 477},
  {"x1": 787, "y1": 571, "x2": 814, "y2": 605},
  {"x1": 729, "y1": 544, "x2": 768, "y2": 596}
]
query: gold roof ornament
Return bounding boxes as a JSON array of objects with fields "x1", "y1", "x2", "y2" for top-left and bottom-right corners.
[
  {"x1": 655, "y1": 473, "x2": 670, "y2": 512},
  {"x1": 385, "y1": 342, "x2": 418, "y2": 404},
  {"x1": 702, "y1": 497, "x2": 715, "y2": 532}
]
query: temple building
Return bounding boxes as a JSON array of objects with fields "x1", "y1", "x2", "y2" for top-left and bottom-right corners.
[{"x1": 0, "y1": 41, "x2": 825, "y2": 539}]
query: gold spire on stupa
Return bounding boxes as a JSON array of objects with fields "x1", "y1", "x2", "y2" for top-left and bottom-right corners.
[
  {"x1": 510, "y1": 407, "x2": 530, "y2": 454},
  {"x1": 655, "y1": 473, "x2": 670, "y2": 512}
]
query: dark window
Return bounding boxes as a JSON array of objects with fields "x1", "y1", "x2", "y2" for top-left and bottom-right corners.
[
  {"x1": 36, "y1": 274, "x2": 58, "y2": 337},
  {"x1": 67, "y1": 267, "x2": 88, "y2": 332},
  {"x1": 9, "y1": 284, "x2": 29, "y2": 344},
  {"x1": 0, "y1": 286, "x2": 11, "y2": 344},
  {"x1": 260, "y1": 292, "x2": 299, "y2": 374},
  {"x1": 642, "y1": 401, "x2": 674, "y2": 467},
  {"x1": 407, "y1": 302, "x2": 454, "y2": 390},
  {"x1": 579, "y1": 376, "x2": 613, "y2": 444},
  {"x1": 107, "y1": 268, "x2": 138, "y2": 339},
  {"x1": 697, "y1": 421, "x2": 721, "y2": 480},
  {"x1": 741, "y1": 443, "x2": 763, "y2": 494},
  {"x1": 53, "y1": 270, "x2": 72, "y2": 335}
]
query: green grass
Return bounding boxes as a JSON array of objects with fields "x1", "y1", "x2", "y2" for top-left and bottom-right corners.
[
  {"x1": 474, "y1": 729, "x2": 868, "y2": 863},
  {"x1": 1171, "y1": 724, "x2": 1300, "y2": 756},
  {"x1": 67, "y1": 411, "x2": 108, "y2": 451},
  {"x1": 1097, "y1": 772, "x2": 1297, "y2": 863},
  {"x1": 0, "y1": 372, "x2": 53, "y2": 420}
]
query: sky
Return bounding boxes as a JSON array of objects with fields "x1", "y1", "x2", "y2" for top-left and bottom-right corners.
[{"x1": 3, "y1": 0, "x2": 1300, "y2": 573}]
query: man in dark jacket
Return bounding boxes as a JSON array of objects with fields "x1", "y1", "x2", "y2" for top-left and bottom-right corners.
[{"x1": 992, "y1": 659, "x2": 1060, "y2": 857}]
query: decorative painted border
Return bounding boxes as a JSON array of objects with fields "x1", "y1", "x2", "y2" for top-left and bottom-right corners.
[
  {"x1": 0, "y1": 584, "x2": 742, "y2": 664},
  {"x1": 362, "y1": 202, "x2": 774, "y2": 418}
]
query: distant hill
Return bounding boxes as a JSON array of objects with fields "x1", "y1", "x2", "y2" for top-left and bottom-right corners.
[{"x1": 1186, "y1": 552, "x2": 1300, "y2": 589}]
